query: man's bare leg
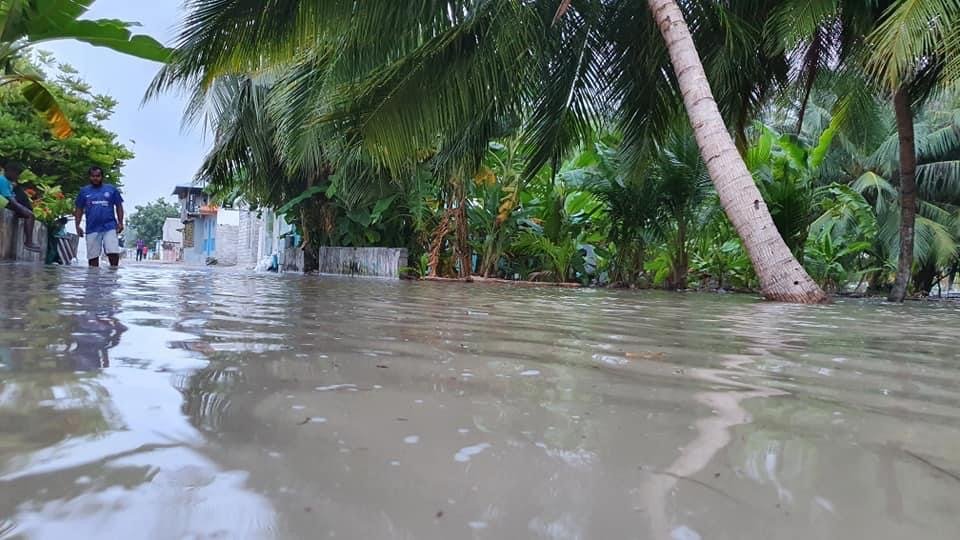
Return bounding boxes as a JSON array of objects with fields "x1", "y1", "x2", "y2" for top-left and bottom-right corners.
[
  {"x1": 107, "y1": 254, "x2": 119, "y2": 267},
  {"x1": 9, "y1": 199, "x2": 40, "y2": 250},
  {"x1": 88, "y1": 258, "x2": 100, "y2": 267}
]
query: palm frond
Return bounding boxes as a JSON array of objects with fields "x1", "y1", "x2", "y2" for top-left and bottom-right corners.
[{"x1": 866, "y1": 0, "x2": 960, "y2": 89}]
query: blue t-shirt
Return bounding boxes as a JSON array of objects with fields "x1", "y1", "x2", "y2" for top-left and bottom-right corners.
[
  {"x1": 0, "y1": 175, "x2": 14, "y2": 201},
  {"x1": 75, "y1": 184, "x2": 124, "y2": 233}
]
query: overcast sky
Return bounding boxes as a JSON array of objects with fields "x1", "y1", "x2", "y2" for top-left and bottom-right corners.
[{"x1": 43, "y1": 0, "x2": 206, "y2": 211}]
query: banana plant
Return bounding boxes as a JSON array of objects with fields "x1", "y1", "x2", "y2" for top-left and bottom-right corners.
[
  {"x1": 1, "y1": 0, "x2": 170, "y2": 138},
  {"x1": 747, "y1": 107, "x2": 845, "y2": 259}
]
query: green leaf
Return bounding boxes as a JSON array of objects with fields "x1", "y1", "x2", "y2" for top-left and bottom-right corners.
[
  {"x1": 370, "y1": 194, "x2": 398, "y2": 223},
  {"x1": 777, "y1": 134, "x2": 808, "y2": 169},
  {"x1": 276, "y1": 184, "x2": 326, "y2": 215},
  {"x1": 347, "y1": 208, "x2": 371, "y2": 227},
  {"x1": 28, "y1": 18, "x2": 171, "y2": 63}
]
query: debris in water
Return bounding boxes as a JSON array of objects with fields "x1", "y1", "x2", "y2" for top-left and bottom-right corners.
[
  {"x1": 435, "y1": 510, "x2": 444, "y2": 518},
  {"x1": 520, "y1": 370, "x2": 541, "y2": 376},
  {"x1": 297, "y1": 417, "x2": 311, "y2": 425},
  {"x1": 455, "y1": 443, "x2": 491, "y2": 462},
  {"x1": 670, "y1": 525, "x2": 702, "y2": 540},
  {"x1": 315, "y1": 384, "x2": 357, "y2": 392},
  {"x1": 404, "y1": 435, "x2": 420, "y2": 444},
  {"x1": 376, "y1": 364, "x2": 389, "y2": 368}
]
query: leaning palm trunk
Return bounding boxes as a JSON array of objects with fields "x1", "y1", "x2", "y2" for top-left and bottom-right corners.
[
  {"x1": 647, "y1": 0, "x2": 827, "y2": 303},
  {"x1": 888, "y1": 86, "x2": 917, "y2": 303}
]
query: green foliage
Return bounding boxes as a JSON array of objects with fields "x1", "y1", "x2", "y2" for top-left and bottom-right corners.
[
  {"x1": 1, "y1": 0, "x2": 170, "y2": 137},
  {"x1": 154, "y1": 0, "x2": 960, "y2": 295},
  {"x1": 0, "y1": 56, "x2": 132, "y2": 198},
  {"x1": 127, "y1": 198, "x2": 180, "y2": 244}
]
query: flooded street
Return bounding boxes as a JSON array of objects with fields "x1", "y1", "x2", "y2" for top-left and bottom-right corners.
[{"x1": 1, "y1": 262, "x2": 959, "y2": 539}]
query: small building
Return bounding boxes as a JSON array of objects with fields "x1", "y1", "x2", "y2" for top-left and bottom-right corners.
[
  {"x1": 172, "y1": 185, "x2": 218, "y2": 265},
  {"x1": 160, "y1": 217, "x2": 183, "y2": 262}
]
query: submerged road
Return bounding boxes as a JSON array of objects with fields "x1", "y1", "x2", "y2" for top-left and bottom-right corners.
[{"x1": 1, "y1": 262, "x2": 959, "y2": 539}]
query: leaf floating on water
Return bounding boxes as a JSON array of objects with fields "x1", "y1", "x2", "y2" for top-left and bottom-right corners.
[
  {"x1": 297, "y1": 417, "x2": 311, "y2": 425},
  {"x1": 376, "y1": 364, "x2": 389, "y2": 369}
]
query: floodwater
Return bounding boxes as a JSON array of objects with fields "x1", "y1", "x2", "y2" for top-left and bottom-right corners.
[{"x1": 1, "y1": 263, "x2": 959, "y2": 540}]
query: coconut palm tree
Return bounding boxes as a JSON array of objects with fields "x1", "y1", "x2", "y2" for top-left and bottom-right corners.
[
  {"x1": 150, "y1": 0, "x2": 831, "y2": 301},
  {"x1": 1, "y1": 0, "x2": 169, "y2": 138},
  {"x1": 865, "y1": 0, "x2": 960, "y2": 301}
]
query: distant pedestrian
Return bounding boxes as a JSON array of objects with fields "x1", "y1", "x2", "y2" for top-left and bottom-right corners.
[
  {"x1": 0, "y1": 161, "x2": 41, "y2": 252},
  {"x1": 136, "y1": 238, "x2": 146, "y2": 261},
  {"x1": 74, "y1": 166, "x2": 124, "y2": 267}
]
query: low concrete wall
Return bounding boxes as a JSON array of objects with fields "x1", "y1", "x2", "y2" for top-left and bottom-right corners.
[
  {"x1": 317, "y1": 247, "x2": 408, "y2": 278},
  {"x1": 0, "y1": 209, "x2": 47, "y2": 262},
  {"x1": 282, "y1": 245, "x2": 304, "y2": 273}
]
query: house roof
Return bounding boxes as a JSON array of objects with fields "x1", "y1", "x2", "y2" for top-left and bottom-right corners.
[{"x1": 172, "y1": 185, "x2": 205, "y2": 197}]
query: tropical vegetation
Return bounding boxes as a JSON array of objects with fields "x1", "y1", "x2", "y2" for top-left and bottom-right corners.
[
  {"x1": 1, "y1": 54, "x2": 133, "y2": 223},
  {"x1": 1, "y1": 0, "x2": 169, "y2": 138},
  {"x1": 140, "y1": 0, "x2": 959, "y2": 301},
  {"x1": 3, "y1": 0, "x2": 958, "y2": 301}
]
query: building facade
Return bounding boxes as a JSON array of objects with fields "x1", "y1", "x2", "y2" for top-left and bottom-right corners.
[{"x1": 172, "y1": 186, "x2": 218, "y2": 265}]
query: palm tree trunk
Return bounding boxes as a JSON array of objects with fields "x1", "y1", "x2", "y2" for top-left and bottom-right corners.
[
  {"x1": 454, "y1": 177, "x2": 471, "y2": 278},
  {"x1": 888, "y1": 86, "x2": 917, "y2": 303},
  {"x1": 300, "y1": 176, "x2": 320, "y2": 273},
  {"x1": 647, "y1": 0, "x2": 827, "y2": 303},
  {"x1": 673, "y1": 218, "x2": 688, "y2": 289}
]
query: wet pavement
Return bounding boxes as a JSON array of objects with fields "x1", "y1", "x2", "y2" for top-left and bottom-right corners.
[{"x1": 1, "y1": 262, "x2": 959, "y2": 539}]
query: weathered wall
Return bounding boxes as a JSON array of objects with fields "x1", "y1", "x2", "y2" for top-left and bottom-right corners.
[
  {"x1": 215, "y1": 224, "x2": 239, "y2": 266},
  {"x1": 282, "y1": 244, "x2": 304, "y2": 273},
  {"x1": 0, "y1": 209, "x2": 46, "y2": 262},
  {"x1": 317, "y1": 247, "x2": 408, "y2": 278},
  {"x1": 237, "y1": 210, "x2": 262, "y2": 268}
]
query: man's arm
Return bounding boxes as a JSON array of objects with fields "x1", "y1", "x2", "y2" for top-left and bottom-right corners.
[
  {"x1": 74, "y1": 207, "x2": 84, "y2": 237},
  {"x1": 115, "y1": 203, "x2": 124, "y2": 234}
]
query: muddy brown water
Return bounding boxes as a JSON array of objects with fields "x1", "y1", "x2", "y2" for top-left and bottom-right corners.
[{"x1": 1, "y1": 262, "x2": 959, "y2": 539}]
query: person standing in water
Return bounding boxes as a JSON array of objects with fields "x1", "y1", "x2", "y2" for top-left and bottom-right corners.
[
  {"x1": 74, "y1": 166, "x2": 124, "y2": 267},
  {"x1": 135, "y1": 238, "x2": 146, "y2": 261}
]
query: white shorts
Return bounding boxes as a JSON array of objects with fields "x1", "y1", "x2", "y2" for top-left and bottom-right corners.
[{"x1": 86, "y1": 229, "x2": 120, "y2": 258}]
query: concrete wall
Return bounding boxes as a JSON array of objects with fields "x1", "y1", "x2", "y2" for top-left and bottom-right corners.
[
  {"x1": 282, "y1": 244, "x2": 304, "y2": 272},
  {"x1": 237, "y1": 210, "x2": 262, "y2": 268},
  {"x1": 0, "y1": 209, "x2": 46, "y2": 262},
  {"x1": 162, "y1": 218, "x2": 183, "y2": 244},
  {"x1": 215, "y1": 224, "x2": 239, "y2": 265},
  {"x1": 317, "y1": 247, "x2": 408, "y2": 278}
]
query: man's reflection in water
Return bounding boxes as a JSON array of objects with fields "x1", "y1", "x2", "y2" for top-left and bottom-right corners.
[{"x1": 68, "y1": 270, "x2": 126, "y2": 371}]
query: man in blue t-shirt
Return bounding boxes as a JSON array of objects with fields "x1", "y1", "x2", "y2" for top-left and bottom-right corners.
[
  {"x1": 74, "y1": 166, "x2": 125, "y2": 267},
  {"x1": 1, "y1": 161, "x2": 40, "y2": 252}
]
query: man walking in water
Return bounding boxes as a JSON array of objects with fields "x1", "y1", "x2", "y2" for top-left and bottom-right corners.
[{"x1": 75, "y1": 166, "x2": 124, "y2": 267}]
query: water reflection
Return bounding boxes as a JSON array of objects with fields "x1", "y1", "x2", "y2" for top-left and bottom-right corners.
[
  {"x1": 2, "y1": 264, "x2": 960, "y2": 539},
  {"x1": 0, "y1": 265, "x2": 275, "y2": 538}
]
